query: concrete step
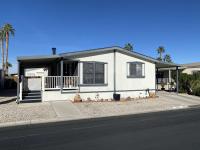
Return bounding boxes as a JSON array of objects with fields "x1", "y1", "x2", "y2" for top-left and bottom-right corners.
[
  {"x1": 20, "y1": 98, "x2": 41, "y2": 103},
  {"x1": 23, "y1": 95, "x2": 41, "y2": 99},
  {"x1": 21, "y1": 90, "x2": 41, "y2": 103}
]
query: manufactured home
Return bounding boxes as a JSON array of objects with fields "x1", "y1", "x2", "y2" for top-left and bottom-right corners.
[{"x1": 17, "y1": 46, "x2": 179, "y2": 103}]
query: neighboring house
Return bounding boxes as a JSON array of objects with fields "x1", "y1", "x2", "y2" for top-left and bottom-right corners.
[
  {"x1": 17, "y1": 46, "x2": 179, "y2": 103},
  {"x1": 156, "y1": 62, "x2": 200, "y2": 91},
  {"x1": 182, "y1": 62, "x2": 200, "y2": 74}
]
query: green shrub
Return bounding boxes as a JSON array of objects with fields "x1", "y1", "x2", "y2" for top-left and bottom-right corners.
[
  {"x1": 178, "y1": 73, "x2": 192, "y2": 93},
  {"x1": 190, "y1": 80, "x2": 200, "y2": 96},
  {"x1": 178, "y1": 73, "x2": 200, "y2": 96}
]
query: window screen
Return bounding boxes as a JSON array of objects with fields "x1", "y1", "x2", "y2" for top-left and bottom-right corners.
[
  {"x1": 83, "y1": 62, "x2": 105, "y2": 84},
  {"x1": 128, "y1": 62, "x2": 144, "y2": 78}
]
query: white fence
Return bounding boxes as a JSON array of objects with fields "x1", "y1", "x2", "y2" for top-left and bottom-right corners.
[{"x1": 44, "y1": 76, "x2": 79, "y2": 90}]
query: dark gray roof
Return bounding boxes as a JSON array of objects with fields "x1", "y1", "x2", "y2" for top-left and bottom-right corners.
[
  {"x1": 17, "y1": 46, "x2": 179, "y2": 67},
  {"x1": 17, "y1": 54, "x2": 61, "y2": 61},
  {"x1": 60, "y1": 46, "x2": 179, "y2": 67}
]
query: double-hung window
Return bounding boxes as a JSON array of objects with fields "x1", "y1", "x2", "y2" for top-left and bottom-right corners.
[
  {"x1": 127, "y1": 62, "x2": 145, "y2": 78},
  {"x1": 83, "y1": 62, "x2": 105, "y2": 84}
]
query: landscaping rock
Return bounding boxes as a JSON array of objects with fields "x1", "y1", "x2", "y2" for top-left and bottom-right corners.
[{"x1": 74, "y1": 93, "x2": 82, "y2": 102}]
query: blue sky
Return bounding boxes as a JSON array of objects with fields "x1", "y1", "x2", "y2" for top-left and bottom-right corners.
[{"x1": 0, "y1": 0, "x2": 200, "y2": 73}]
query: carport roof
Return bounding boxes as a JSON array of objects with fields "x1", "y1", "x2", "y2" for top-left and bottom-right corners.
[{"x1": 155, "y1": 61, "x2": 180, "y2": 68}]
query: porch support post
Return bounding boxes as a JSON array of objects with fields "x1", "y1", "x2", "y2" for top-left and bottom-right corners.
[
  {"x1": 60, "y1": 59, "x2": 63, "y2": 92},
  {"x1": 176, "y1": 66, "x2": 179, "y2": 93},
  {"x1": 168, "y1": 69, "x2": 171, "y2": 91},
  {"x1": 17, "y1": 61, "x2": 20, "y2": 104}
]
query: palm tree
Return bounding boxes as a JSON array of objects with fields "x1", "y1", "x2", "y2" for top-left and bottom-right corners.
[
  {"x1": 3, "y1": 23, "x2": 15, "y2": 75},
  {"x1": 124, "y1": 43, "x2": 133, "y2": 51},
  {"x1": 0, "y1": 29, "x2": 5, "y2": 88},
  {"x1": 6, "y1": 62, "x2": 12, "y2": 68},
  {"x1": 157, "y1": 46, "x2": 165, "y2": 61},
  {"x1": 164, "y1": 54, "x2": 172, "y2": 63},
  {"x1": 156, "y1": 57, "x2": 162, "y2": 61}
]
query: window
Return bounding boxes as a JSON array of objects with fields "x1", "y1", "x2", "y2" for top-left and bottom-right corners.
[
  {"x1": 127, "y1": 62, "x2": 145, "y2": 78},
  {"x1": 83, "y1": 62, "x2": 105, "y2": 84}
]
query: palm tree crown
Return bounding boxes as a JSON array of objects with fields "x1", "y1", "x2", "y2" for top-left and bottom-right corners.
[
  {"x1": 164, "y1": 54, "x2": 172, "y2": 63},
  {"x1": 3, "y1": 24, "x2": 15, "y2": 36},
  {"x1": 157, "y1": 46, "x2": 165, "y2": 61},
  {"x1": 124, "y1": 43, "x2": 133, "y2": 51}
]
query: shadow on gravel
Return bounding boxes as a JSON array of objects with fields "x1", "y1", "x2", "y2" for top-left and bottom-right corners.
[{"x1": 0, "y1": 89, "x2": 16, "y2": 104}]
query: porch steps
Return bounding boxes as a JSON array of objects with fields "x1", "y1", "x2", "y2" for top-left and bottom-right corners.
[{"x1": 21, "y1": 91, "x2": 42, "y2": 103}]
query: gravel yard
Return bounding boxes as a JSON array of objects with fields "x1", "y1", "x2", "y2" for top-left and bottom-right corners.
[
  {"x1": 0, "y1": 91, "x2": 200, "y2": 125},
  {"x1": 74, "y1": 98, "x2": 174, "y2": 117},
  {"x1": 74, "y1": 92, "x2": 200, "y2": 118},
  {"x1": 0, "y1": 101, "x2": 57, "y2": 123}
]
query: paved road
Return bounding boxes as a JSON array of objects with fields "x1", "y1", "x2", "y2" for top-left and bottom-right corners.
[{"x1": 1, "y1": 107, "x2": 200, "y2": 150}]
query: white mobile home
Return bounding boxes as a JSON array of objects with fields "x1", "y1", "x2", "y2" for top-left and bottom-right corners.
[{"x1": 17, "y1": 46, "x2": 179, "y2": 103}]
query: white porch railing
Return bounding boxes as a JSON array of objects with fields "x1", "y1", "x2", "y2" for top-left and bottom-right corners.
[
  {"x1": 44, "y1": 76, "x2": 79, "y2": 90},
  {"x1": 157, "y1": 78, "x2": 169, "y2": 84}
]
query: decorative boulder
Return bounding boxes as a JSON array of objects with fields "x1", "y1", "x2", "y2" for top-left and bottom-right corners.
[
  {"x1": 149, "y1": 92, "x2": 156, "y2": 98},
  {"x1": 74, "y1": 93, "x2": 82, "y2": 102}
]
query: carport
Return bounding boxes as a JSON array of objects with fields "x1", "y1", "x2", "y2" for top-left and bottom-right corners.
[{"x1": 155, "y1": 61, "x2": 181, "y2": 93}]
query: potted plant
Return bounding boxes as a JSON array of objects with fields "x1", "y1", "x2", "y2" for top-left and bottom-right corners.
[{"x1": 161, "y1": 82, "x2": 165, "y2": 90}]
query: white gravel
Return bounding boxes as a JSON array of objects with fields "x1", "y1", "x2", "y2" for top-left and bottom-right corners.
[
  {"x1": 0, "y1": 101, "x2": 57, "y2": 123},
  {"x1": 74, "y1": 95, "x2": 196, "y2": 118},
  {"x1": 1, "y1": 92, "x2": 199, "y2": 124}
]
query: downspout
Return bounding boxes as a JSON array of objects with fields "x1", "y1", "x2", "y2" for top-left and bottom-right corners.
[
  {"x1": 155, "y1": 63, "x2": 157, "y2": 94},
  {"x1": 113, "y1": 49, "x2": 116, "y2": 94}
]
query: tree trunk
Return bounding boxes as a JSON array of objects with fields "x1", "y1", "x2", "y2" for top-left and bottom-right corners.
[
  {"x1": 5, "y1": 32, "x2": 9, "y2": 76},
  {"x1": 1, "y1": 39, "x2": 5, "y2": 88},
  {"x1": 160, "y1": 52, "x2": 162, "y2": 60}
]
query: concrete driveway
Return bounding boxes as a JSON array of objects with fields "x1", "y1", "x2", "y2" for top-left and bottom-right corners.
[{"x1": 157, "y1": 91, "x2": 200, "y2": 106}]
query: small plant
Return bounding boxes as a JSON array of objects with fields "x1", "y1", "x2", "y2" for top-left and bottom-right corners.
[
  {"x1": 87, "y1": 97, "x2": 91, "y2": 101},
  {"x1": 161, "y1": 82, "x2": 165, "y2": 90}
]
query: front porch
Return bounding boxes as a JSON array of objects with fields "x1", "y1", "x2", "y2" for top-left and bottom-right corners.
[{"x1": 17, "y1": 56, "x2": 80, "y2": 102}]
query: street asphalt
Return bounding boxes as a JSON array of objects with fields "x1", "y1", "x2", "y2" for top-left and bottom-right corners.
[{"x1": 1, "y1": 107, "x2": 200, "y2": 150}]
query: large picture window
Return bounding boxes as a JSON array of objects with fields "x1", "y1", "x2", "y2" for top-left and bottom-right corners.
[
  {"x1": 83, "y1": 62, "x2": 105, "y2": 84},
  {"x1": 127, "y1": 62, "x2": 145, "y2": 78}
]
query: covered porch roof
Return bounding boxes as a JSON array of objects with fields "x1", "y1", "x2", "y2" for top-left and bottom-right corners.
[
  {"x1": 17, "y1": 55, "x2": 61, "y2": 64},
  {"x1": 156, "y1": 61, "x2": 180, "y2": 69}
]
